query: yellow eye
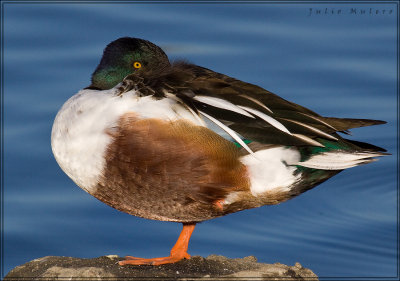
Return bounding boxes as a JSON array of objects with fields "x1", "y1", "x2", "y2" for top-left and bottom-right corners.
[{"x1": 133, "y1": 61, "x2": 142, "y2": 69}]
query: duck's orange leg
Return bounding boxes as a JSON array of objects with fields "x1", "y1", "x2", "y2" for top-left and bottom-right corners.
[{"x1": 119, "y1": 223, "x2": 196, "y2": 266}]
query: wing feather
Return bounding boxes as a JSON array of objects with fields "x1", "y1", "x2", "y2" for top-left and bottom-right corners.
[{"x1": 134, "y1": 61, "x2": 385, "y2": 152}]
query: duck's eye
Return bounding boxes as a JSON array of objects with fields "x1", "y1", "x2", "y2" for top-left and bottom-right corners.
[{"x1": 133, "y1": 62, "x2": 142, "y2": 69}]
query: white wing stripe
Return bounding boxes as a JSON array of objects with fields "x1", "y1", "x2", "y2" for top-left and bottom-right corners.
[
  {"x1": 194, "y1": 96, "x2": 254, "y2": 118},
  {"x1": 297, "y1": 112, "x2": 338, "y2": 131},
  {"x1": 292, "y1": 134, "x2": 324, "y2": 147},
  {"x1": 165, "y1": 93, "x2": 206, "y2": 126},
  {"x1": 238, "y1": 106, "x2": 292, "y2": 135},
  {"x1": 280, "y1": 118, "x2": 338, "y2": 140},
  {"x1": 199, "y1": 111, "x2": 255, "y2": 155},
  {"x1": 238, "y1": 94, "x2": 274, "y2": 114},
  {"x1": 299, "y1": 152, "x2": 381, "y2": 170}
]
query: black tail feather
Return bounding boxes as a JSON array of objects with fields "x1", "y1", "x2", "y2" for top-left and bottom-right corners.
[
  {"x1": 344, "y1": 138, "x2": 388, "y2": 153},
  {"x1": 323, "y1": 117, "x2": 386, "y2": 132}
]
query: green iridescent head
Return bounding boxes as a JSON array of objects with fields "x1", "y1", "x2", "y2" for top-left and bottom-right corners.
[{"x1": 89, "y1": 37, "x2": 170, "y2": 90}]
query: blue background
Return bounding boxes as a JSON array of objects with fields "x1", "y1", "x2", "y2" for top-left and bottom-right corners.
[{"x1": 3, "y1": 1, "x2": 398, "y2": 278}]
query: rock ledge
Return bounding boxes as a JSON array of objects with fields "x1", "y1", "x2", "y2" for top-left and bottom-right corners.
[{"x1": 5, "y1": 255, "x2": 318, "y2": 280}]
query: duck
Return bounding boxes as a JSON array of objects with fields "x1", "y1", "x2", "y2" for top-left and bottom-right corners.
[{"x1": 51, "y1": 37, "x2": 387, "y2": 266}]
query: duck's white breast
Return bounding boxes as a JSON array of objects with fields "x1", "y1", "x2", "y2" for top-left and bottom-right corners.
[{"x1": 51, "y1": 88, "x2": 201, "y2": 194}]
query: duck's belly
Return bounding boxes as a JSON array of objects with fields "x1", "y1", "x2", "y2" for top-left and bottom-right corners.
[{"x1": 51, "y1": 89, "x2": 250, "y2": 222}]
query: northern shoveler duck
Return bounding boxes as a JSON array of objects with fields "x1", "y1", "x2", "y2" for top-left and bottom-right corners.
[{"x1": 51, "y1": 37, "x2": 387, "y2": 266}]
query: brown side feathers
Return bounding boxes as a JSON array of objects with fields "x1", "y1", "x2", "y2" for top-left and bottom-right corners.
[{"x1": 95, "y1": 113, "x2": 249, "y2": 222}]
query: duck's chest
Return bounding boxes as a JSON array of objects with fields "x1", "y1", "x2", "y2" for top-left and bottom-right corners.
[
  {"x1": 51, "y1": 89, "x2": 200, "y2": 195},
  {"x1": 51, "y1": 89, "x2": 252, "y2": 222}
]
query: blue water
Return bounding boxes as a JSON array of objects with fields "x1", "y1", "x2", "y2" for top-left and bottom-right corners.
[{"x1": 3, "y1": 2, "x2": 397, "y2": 278}]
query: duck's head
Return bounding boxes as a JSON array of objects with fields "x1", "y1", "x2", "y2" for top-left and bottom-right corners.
[{"x1": 88, "y1": 37, "x2": 170, "y2": 90}]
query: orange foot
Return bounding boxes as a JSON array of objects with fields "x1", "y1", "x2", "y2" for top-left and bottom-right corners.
[
  {"x1": 214, "y1": 199, "x2": 224, "y2": 211},
  {"x1": 119, "y1": 223, "x2": 195, "y2": 266}
]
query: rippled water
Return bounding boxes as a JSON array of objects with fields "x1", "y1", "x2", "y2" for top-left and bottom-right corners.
[{"x1": 3, "y1": 2, "x2": 397, "y2": 278}]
